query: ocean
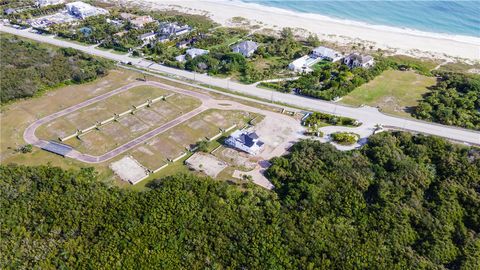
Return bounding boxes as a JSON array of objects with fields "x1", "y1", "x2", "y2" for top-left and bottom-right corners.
[{"x1": 241, "y1": 0, "x2": 480, "y2": 37}]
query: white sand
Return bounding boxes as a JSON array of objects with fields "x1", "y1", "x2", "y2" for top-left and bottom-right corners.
[{"x1": 116, "y1": 0, "x2": 480, "y2": 61}]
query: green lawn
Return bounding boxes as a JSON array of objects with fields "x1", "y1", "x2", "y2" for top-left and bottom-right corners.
[
  {"x1": 341, "y1": 70, "x2": 436, "y2": 117},
  {"x1": 312, "y1": 60, "x2": 333, "y2": 71}
]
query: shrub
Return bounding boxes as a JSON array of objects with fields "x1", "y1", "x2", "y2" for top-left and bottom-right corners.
[{"x1": 331, "y1": 132, "x2": 358, "y2": 145}]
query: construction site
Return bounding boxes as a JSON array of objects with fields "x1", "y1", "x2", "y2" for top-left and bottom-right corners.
[{"x1": 25, "y1": 78, "x2": 305, "y2": 189}]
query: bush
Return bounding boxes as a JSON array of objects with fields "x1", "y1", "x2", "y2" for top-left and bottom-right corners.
[
  {"x1": 16, "y1": 144, "x2": 33, "y2": 153},
  {"x1": 331, "y1": 132, "x2": 358, "y2": 145},
  {"x1": 196, "y1": 140, "x2": 210, "y2": 152},
  {"x1": 303, "y1": 112, "x2": 359, "y2": 127}
]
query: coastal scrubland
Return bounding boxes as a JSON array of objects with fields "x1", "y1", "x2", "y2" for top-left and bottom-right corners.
[
  {"x1": 1, "y1": 132, "x2": 479, "y2": 269},
  {"x1": 0, "y1": 34, "x2": 113, "y2": 104},
  {"x1": 413, "y1": 72, "x2": 480, "y2": 130}
]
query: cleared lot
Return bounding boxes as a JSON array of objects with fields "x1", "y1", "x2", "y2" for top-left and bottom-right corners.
[
  {"x1": 36, "y1": 85, "x2": 201, "y2": 156},
  {"x1": 131, "y1": 109, "x2": 257, "y2": 171},
  {"x1": 341, "y1": 70, "x2": 436, "y2": 117}
]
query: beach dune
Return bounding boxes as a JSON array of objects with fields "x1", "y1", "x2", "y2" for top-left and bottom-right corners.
[{"x1": 132, "y1": 0, "x2": 480, "y2": 61}]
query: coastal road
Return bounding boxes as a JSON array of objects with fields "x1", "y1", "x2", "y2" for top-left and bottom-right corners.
[{"x1": 4, "y1": 25, "x2": 479, "y2": 146}]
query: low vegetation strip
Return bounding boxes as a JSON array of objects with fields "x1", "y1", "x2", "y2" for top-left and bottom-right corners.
[
  {"x1": 1, "y1": 132, "x2": 479, "y2": 268},
  {"x1": 303, "y1": 112, "x2": 360, "y2": 127},
  {"x1": 0, "y1": 34, "x2": 113, "y2": 103}
]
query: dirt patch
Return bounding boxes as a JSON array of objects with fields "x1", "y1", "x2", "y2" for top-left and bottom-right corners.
[
  {"x1": 185, "y1": 152, "x2": 227, "y2": 178},
  {"x1": 218, "y1": 148, "x2": 257, "y2": 170},
  {"x1": 110, "y1": 156, "x2": 149, "y2": 184}
]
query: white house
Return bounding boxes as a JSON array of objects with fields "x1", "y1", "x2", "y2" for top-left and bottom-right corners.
[
  {"x1": 288, "y1": 55, "x2": 321, "y2": 73},
  {"x1": 186, "y1": 48, "x2": 209, "y2": 58},
  {"x1": 231, "y1": 40, "x2": 258, "y2": 57},
  {"x1": 175, "y1": 48, "x2": 209, "y2": 63},
  {"x1": 225, "y1": 130, "x2": 264, "y2": 155},
  {"x1": 66, "y1": 1, "x2": 108, "y2": 19},
  {"x1": 312, "y1": 46, "x2": 342, "y2": 62},
  {"x1": 139, "y1": 31, "x2": 156, "y2": 43},
  {"x1": 36, "y1": 0, "x2": 64, "y2": 7},
  {"x1": 343, "y1": 53, "x2": 375, "y2": 68}
]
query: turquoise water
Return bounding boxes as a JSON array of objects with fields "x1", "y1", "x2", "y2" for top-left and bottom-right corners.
[{"x1": 241, "y1": 0, "x2": 480, "y2": 37}]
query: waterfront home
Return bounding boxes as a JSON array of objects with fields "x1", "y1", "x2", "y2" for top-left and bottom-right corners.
[
  {"x1": 175, "y1": 48, "x2": 209, "y2": 63},
  {"x1": 343, "y1": 53, "x2": 375, "y2": 68},
  {"x1": 66, "y1": 1, "x2": 108, "y2": 19},
  {"x1": 231, "y1": 40, "x2": 258, "y2": 57},
  {"x1": 288, "y1": 55, "x2": 320, "y2": 73},
  {"x1": 312, "y1": 46, "x2": 342, "y2": 62},
  {"x1": 225, "y1": 130, "x2": 264, "y2": 155},
  {"x1": 158, "y1": 22, "x2": 192, "y2": 37}
]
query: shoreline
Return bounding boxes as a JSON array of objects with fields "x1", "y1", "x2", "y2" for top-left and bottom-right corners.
[{"x1": 123, "y1": 0, "x2": 480, "y2": 61}]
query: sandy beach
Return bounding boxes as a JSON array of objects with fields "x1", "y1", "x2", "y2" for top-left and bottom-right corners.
[{"x1": 117, "y1": 0, "x2": 480, "y2": 61}]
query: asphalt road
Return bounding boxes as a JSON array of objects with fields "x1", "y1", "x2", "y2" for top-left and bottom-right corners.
[{"x1": 4, "y1": 25, "x2": 479, "y2": 146}]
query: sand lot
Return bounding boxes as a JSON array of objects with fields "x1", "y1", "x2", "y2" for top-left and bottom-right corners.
[
  {"x1": 185, "y1": 152, "x2": 228, "y2": 178},
  {"x1": 110, "y1": 156, "x2": 149, "y2": 184}
]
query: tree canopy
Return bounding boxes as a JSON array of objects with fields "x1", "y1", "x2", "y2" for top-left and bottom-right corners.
[
  {"x1": 1, "y1": 132, "x2": 479, "y2": 269},
  {"x1": 414, "y1": 72, "x2": 480, "y2": 130},
  {"x1": 0, "y1": 34, "x2": 113, "y2": 103}
]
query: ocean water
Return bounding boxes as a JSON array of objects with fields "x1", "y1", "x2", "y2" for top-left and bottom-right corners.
[{"x1": 241, "y1": 0, "x2": 480, "y2": 37}]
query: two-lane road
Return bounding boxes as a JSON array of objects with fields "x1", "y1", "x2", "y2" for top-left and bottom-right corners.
[{"x1": 3, "y1": 25, "x2": 478, "y2": 146}]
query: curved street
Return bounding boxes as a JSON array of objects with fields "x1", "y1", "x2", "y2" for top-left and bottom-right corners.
[{"x1": 24, "y1": 81, "x2": 302, "y2": 168}]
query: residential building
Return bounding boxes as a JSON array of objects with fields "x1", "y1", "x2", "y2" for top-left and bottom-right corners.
[
  {"x1": 106, "y1": 18, "x2": 123, "y2": 27},
  {"x1": 174, "y1": 54, "x2": 186, "y2": 63},
  {"x1": 175, "y1": 48, "x2": 209, "y2": 62},
  {"x1": 231, "y1": 40, "x2": 258, "y2": 57},
  {"x1": 129, "y1": 15, "x2": 155, "y2": 29},
  {"x1": 176, "y1": 37, "x2": 199, "y2": 49},
  {"x1": 288, "y1": 55, "x2": 320, "y2": 73},
  {"x1": 225, "y1": 130, "x2": 264, "y2": 155},
  {"x1": 139, "y1": 31, "x2": 157, "y2": 43},
  {"x1": 312, "y1": 46, "x2": 342, "y2": 62},
  {"x1": 176, "y1": 39, "x2": 191, "y2": 49},
  {"x1": 158, "y1": 22, "x2": 191, "y2": 37},
  {"x1": 66, "y1": 1, "x2": 108, "y2": 19},
  {"x1": 343, "y1": 53, "x2": 375, "y2": 68},
  {"x1": 79, "y1": 26, "x2": 92, "y2": 37},
  {"x1": 186, "y1": 48, "x2": 209, "y2": 58},
  {"x1": 36, "y1": 0, "x2": 64, "y2": 7}
]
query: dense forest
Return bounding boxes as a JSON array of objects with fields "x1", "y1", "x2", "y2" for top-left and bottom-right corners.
[
  {"x1": 414, "y1": 72, "x2": 480, "y2": 130},
  {"x1": 2, "y1": 132, "x2": 479, "y2": 269},
  {"x1": 0, "y1": 34, "x2": 113, "y2": 103}
]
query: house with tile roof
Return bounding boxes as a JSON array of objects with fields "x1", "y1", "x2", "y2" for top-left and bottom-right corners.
[{"x1": 225, "y1": 130, "x2": 264, "y2": 155}]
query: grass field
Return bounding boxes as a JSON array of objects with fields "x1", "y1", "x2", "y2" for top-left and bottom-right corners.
[{"x1": 341, "y1": 70, "x2": 436, "y2": 117}]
